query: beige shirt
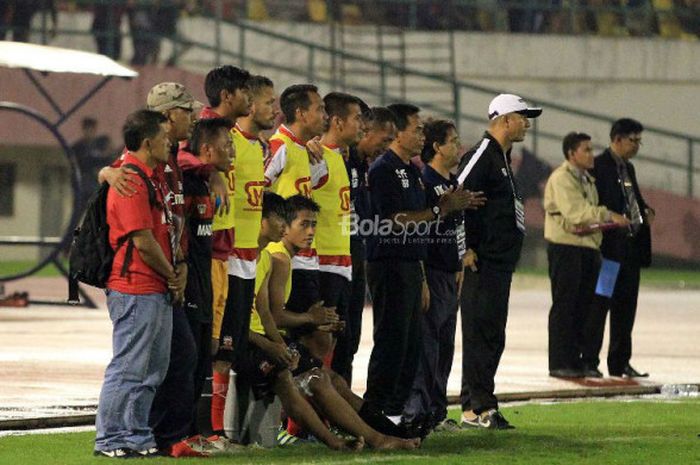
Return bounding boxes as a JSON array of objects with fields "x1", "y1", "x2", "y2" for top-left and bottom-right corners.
[{"x1": 543, "y1": 161, "x2": 610, "y2": 250}]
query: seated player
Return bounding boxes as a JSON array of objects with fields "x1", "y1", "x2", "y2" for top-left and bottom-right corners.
[{"x1": 240, "y1": 194, "x2": 420, "y2": 451}]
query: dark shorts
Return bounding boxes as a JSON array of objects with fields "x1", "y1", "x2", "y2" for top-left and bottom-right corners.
[
  {"x1": 285, "y1": 269, "x2": 321, "y2": 338},
  {"x1": 216, "y1": 275, "x2": 255, "y2": 365},
  {"x1": 237, "y1": 342, "x2": 285, "y2": 400}
]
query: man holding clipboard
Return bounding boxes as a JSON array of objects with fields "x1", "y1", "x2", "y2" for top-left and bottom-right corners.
[
  {"x1": 582, "y1": 118, "x2": 654, "y2": 379},
  {"x1": 543, "y1": 132, "x2": 629, "y2": 379}
]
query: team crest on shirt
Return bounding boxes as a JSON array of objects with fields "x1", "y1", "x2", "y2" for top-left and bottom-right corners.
[
  {"x1": 295, "y1": 176, "x2": 312, "y2": 197},
  {"x1": 339, "y1": 186, "x2": 351, "y2": 211},
  {"x1": 197, "y1": 203, "x2": 207, "y2": 215},
  {"x1": 244, "y1": 181, "x2": 266, "y2": 208},
  {"x1": 501, "y1": 168, "x2": 508, "y2": 177}
]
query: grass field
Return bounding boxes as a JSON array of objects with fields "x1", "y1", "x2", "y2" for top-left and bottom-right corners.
[{"x1": 1, "y1": 400, "x2": 698, "y2": 465}]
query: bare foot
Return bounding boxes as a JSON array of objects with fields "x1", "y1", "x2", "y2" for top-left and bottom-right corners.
[
  {"x1": 373, "y1": 435, "x2": 420, "y2": 450},
  {"x1": 329, "y1": 436, "x2": 365, "y2": 451}
]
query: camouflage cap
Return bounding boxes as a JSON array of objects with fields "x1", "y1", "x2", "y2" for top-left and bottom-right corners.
[{"x1": 146, "y1": 82, "x2": 203, "y2": 112}]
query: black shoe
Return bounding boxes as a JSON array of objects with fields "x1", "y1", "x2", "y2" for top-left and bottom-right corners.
[
  {"x1": 397, "y1": 417, "x2": 431, "y2": 440},
  {"x1": 611, "y1": 365, "x2": 649, "y2": 378},
  {"x1": 583, "y1": 365, "x2": 603, "y2": 378},
  {"x1": 478, "y1": 409, "x2": 515, "y2": 430},
  {"x1": 549, "y1": 368, "x2": 585, "y2": 378}
]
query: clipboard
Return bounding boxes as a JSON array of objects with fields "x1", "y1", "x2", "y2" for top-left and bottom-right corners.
[
  {"x1": 595, "y1": 259, "x2": 621, "y2": 297},
  {"x1": 573, "y1": 221, "x2": 624, "y2": 236}
]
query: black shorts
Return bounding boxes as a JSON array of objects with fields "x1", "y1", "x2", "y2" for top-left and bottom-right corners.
[
  {"x1": 216, "y1": 275, "x2": 255, "y2": 366},
  {"x1": 237, "y1": 342, "x2": 284, "y2": 400},
  {"x1": 285, "y1": 269, "x2": 320, "y2": 338}
]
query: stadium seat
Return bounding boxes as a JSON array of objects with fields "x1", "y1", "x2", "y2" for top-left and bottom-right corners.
[{"x1": 652, "y1": 0, "x2": 698, "y2": 39}]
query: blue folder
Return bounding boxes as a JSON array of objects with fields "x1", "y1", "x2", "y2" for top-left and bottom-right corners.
[{"x1": 595, "y1": 259, "x2": 621, "y2": 297}]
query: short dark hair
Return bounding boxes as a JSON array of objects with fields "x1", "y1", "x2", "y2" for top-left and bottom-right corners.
[
  {"x1": 280, "y1": 84, "x2": 318, "y2": 123},
  {"x1": 122, "y1": 110, "x2": 167, "y2": 152},
  {"x1": 562, "y1": 132, "x2": 592, "y2": 159},
  {"x1": 189, "y1": 118, "x2": 232, "y2": 156},
  {"x1": 610, "y1": 118, "x2": 644, "y2": 140},
  {"x1": 323, "y1": 92, "x2": 362, "y2": 121},
  {"x1": 285, "y1": 194, "x2": 320, "y2": 224},
  {"x1": 247, "y1": 75, "x2": 274, "y2": 98},
  {"x1": 204, "y1": 65, "x2": 251, "y2": 107},
  {"x1": 367, "y1": 106, "x2": 397, "y2": 128},
  {"x1": 421, "y1": 119, "x2": 457, "y2": 164},
  {"x1": 262, "y1": 191, "x2": 286, "y2": 219},
  {"x1": 387, "y1": 103, "x2": 420, "y2": 131}
]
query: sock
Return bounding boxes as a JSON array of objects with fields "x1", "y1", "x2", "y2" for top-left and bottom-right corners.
[
  {"x1": 286, "y1": 416, "x2": 303, "y2": 437},
  {"x1": 196, "y1": 375, "x2": 214, "y2": 437},
  {"x1": 211, "y1": 371, "x2": 229, "y2": 434}
]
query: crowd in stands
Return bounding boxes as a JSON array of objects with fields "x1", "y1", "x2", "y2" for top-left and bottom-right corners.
[{"x1": 1, "y1": 0, "x2": 699, "y2": 57}]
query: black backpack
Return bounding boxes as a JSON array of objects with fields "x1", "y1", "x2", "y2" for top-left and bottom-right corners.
[{"x1": 68, "y1": 163, "x2": 157, "y2": 303}]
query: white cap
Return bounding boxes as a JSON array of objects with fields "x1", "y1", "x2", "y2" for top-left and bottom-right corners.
[{"x1": 488, "y1": 93, "x2": 542, "y2": 120}]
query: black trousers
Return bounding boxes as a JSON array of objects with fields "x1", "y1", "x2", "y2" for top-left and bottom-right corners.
[
  {"x1": 459, "y1": 262, "x2": 513, "y2": 414},
  {"x1": 150, "y1": 305, "x2": 211, "y2": 447},
  {"x1": 583, "y1": 243, "x2": 641, "y2": 375},
  {"x1": 321, "y1": 271, "x2": 353, "y2": 383},
  {"x1": 547, "y1": 243, "x2": 601, "y2": 371},
  {"x1": 346, "y1": 239, "x2": 367, "y2": 385},
  {"x1": 217, "y1": 276, "x2": 255, "y2": 367},
  {"x1": 403, "y1": 266, "x2": 458, "y2": 423},
  {"x1": 365, "y1": 259, "x2": 423, "y2": 416}
]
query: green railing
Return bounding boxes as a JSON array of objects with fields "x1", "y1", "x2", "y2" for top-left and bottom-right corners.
[{"x1": 10, "y1": 0, "x2": 700, "y2": 196}]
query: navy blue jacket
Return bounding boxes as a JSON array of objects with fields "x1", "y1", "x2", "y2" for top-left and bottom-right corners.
[
  {"x1": 422, "y1": 165, "x2": 465, "y2": 273},
  {"x1": 366, "y1": 150, "x2": 427, "y2": 262}
]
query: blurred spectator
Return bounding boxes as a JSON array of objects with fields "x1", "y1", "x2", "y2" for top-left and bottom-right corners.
[
  {"x1": 72, "y1": 117, "x2": 113, "y2": 207},
  {"x1": 156, "y1": 0, "x2": 188, "y2": 66},
  {"x1": 674, "y1": 0, "x2": 700, "y2": 36},
  {"x1": 92, "y1": 3, "x2": 126, "y2": 59},
  {"x1": 513, "y1": 148, "x2": 552, "y2": 202},
  {"x1": 128, "y1": 2, "x2": 159, "y2": 65},
  {"x1": 624, "y1": 0, "x2": 658, "y2": 36},
  {"x1": 0, "y1": 0, "x2": 56, "y2": 42}
]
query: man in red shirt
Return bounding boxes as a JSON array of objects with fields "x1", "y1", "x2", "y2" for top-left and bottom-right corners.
[{"x1": 95, "y1": 110, "x2": 184, "y2": 458}]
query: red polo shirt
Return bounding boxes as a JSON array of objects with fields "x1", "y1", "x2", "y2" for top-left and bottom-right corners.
[{"x1": 107, "y1": 153, "x2": 172, "y2": 294}]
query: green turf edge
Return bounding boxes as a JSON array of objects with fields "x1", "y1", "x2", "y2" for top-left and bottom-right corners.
[{"x1": 1, "y1": 400, "x2": 698, "y2": 465}]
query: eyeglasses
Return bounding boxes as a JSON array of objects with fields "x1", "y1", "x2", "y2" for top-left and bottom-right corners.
[{"x1": 626, "y1": 136, "x2": 643, "y2": 145}]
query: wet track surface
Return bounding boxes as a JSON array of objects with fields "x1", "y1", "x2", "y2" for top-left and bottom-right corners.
[{"x1": 1, "y1": 276, "x2": 698, "y2": 423}]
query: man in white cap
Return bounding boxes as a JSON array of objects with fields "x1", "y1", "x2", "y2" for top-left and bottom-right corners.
[{"x1": 456, "y1": 93, "x2": 542, "y2": 430}]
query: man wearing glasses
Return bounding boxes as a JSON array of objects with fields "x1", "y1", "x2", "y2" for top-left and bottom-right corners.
[{"x1": 582, "y1": 118, "x2": 654, "y2": 379}]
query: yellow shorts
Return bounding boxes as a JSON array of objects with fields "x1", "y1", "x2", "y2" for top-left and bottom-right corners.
[{"x1": 211, "y1": 258, "x2": 229, "y2": 340}]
